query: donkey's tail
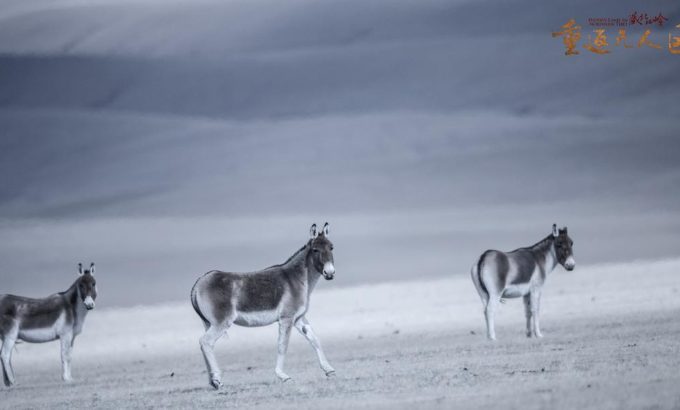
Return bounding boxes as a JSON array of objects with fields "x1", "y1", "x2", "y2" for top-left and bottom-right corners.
[
  {"x1": 470, "y1": 258, "x2": 489, "y2": 306},
  {"x1": 190, "y1": 275, "x2": 210, "y2": 330}
]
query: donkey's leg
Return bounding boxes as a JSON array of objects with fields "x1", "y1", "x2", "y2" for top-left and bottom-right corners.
[
  {"x1": 60, "y1": 333, "x2": 74, "y2": 382},
  {"x1": 523, "y1": 294, "x2": 533, "y2": 338},
  {"x1": 294, "y1": 316, "x2": 335, "y2": 376},
  {"x1": 484, "y1": 296, "x2": 500, "y2": 341},
  {"x1": 275, "y1": 318, "x2": 294, "y2": 382},
  {"x1": 200, "y1": 324, "x2": 230, "y2": 389},
  {"x1": 1, "y1": 329, "x2": 17, "y2": 387},
  {"x1": 0, "y1": 339, "x2": 8, "y2": 388},
  {"x1": 530, "y1": 290, "x2": 543, "y2": 338}
]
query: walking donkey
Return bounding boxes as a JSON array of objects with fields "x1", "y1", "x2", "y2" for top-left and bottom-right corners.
[
  {"x1": 191, "y1": 222, "x2": 336, "y2": 389},
  {"x1": 0, "y1": 263, "x2": 97, "y2": 386},
  {"x1": 471, "y1": 224, "x2": 575, "y2": 340}
]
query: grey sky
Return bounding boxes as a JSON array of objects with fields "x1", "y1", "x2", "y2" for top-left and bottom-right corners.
[{"x1": 1, "y1": 0, "x2": 679, "y2": 306}]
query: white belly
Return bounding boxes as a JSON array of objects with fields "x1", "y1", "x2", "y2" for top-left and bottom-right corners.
[
  {"x1": 18, "y1": 312, "x2": 66, "y2": 343},
  {"x1": 233, "y1": 309, "x2": 279, "y2": 327},
  {"x1": 502, "y1": 283, "x2": 531, "y2": 298},
  {"x1": 18, "y1": 326, "x2": 59, "y2": 343}
]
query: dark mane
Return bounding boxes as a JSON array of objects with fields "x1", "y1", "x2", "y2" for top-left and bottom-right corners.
[
  {"x1": 58, "y1": 276, "x2": 81, "y2": 298},
  {"x1": 264, "y1": 240, "x2": 310, "y2": 270},
  {"x1": 509, "y1": 234, "x2": 554, "y2": 253}
]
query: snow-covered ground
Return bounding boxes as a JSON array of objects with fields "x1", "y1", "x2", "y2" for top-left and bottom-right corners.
[{"x1": 3, "y1": 258, "x2": 679, "y2": 409}]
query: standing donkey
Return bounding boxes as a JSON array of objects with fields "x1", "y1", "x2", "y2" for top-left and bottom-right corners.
[
  {"x1": 470, "y1": 225, "x2": 575, "y2": 340},
  {"x1": 191, "y1": 222, "x2": 336, "y2": 389},
  {"x1": 0, "y1": 263, "x2": 97, "y2": 386}
]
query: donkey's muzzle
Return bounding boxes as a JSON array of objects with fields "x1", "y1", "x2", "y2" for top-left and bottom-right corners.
[
  {"x1": 564, "y1": 256, "x2": 576, "y2": 271},
  {"x1": 83, "y1": 295, "x2": 96, "y2": 310},
  {"x1": 322, "y1": 262, "x2": 335, "y2": 280}
]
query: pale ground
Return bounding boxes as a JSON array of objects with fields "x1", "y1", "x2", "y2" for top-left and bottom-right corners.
[{"x1": 1, "y1": 259, "x2": 680, "y2": 409}]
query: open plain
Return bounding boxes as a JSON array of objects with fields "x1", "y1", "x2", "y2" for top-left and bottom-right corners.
[{"x1": 2, "y1": 259, "x2": 679, "y2": 409}]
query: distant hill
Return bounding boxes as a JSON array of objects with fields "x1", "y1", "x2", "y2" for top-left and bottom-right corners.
[{"x1": 0, "y1": 0, "x2": 678, "y2": 305}]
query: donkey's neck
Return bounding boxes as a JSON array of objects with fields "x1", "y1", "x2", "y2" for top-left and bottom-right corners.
[
  {"x1": 280, "y1": 244, "x2": 309, "y2": 273},
  {"x1": 531, "y1": 235, "x2": 558, "y2": 274},
  {"x1": 280, "y1": 243, "x2": 311, "y2": 283},
  {"x1": 280, "y1": 242, "x2": 322, "y2": 294},
  {"x1": 305, "y1": 261, "x2": 322, "y2": 294},
  {"x1": 64, "y1": 280, "x2": 89, "y2": 335}
]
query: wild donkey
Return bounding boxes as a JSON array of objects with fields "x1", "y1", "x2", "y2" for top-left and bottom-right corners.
[
  {"x1": 0, "y1": 263, "x2": 97, "y2": 386},
  {"x1": 471, "y1": 225, "x2": 575, "y2": 340},
  {"x1": 191, "y1": 223, "x2": 336, "y2": 389}
]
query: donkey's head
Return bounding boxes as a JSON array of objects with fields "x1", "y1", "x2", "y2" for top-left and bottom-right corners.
[
  {"x1": 77, "y1": 262, "x2": 98, "y2": 310},
  {"x1": 552, "y1": 224, "x2": 575, "y2": 271},
  {"x1": 308, "y1": 222, "x2": 335, "y2": 280}
]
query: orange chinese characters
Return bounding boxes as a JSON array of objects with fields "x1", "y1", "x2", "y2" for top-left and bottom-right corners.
[
  {"x1": 552, "y1": 19, "x2": 581, "y2": 55},
  {"x1": 583, "y1": 29, "x2": 611, "y2": 54},
  {"x1": 615, "y1": 29, "x2": 633, "y2": 48},
  {"x1": 638, "y1": 29, "x2": 661, "y2": 49},
  {"x1": 669, "y1": 24, "x2": 680, "y2": 54}
]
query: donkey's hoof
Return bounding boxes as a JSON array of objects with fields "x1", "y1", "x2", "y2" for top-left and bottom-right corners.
[
  {"x1": 276, "y1": 372, "x2": 292, "y2": 382},
  {"x1": 210, "y1": 379, "x2": 223, "y2": 390},
  {"x1": 325, "y1": 370, "x2": 336, "y2": 377}
]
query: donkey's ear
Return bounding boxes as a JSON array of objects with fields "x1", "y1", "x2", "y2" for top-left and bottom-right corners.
[
  {"x1": 562, "y1": 226, "x2": 568, "y2": 234},
  {"x1": 89, "y1": 262, "x2": 95, "y2": 274},
  {"x1": 310, "y1": 223, "x2": 318, "y2": 238},
  {"x1": 78, "y1": 263, "x2": 83, "y2": 275},
  {"x1": 552, "y1": 224, "x2": 558, "y2": 237},
  {"x1": 322, "y1": 222, "x2": 330, "y2": 236}
]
